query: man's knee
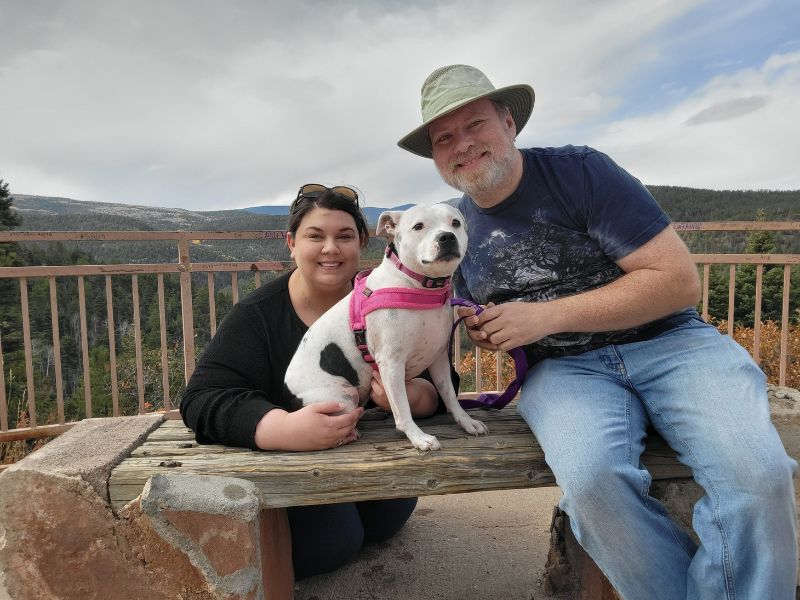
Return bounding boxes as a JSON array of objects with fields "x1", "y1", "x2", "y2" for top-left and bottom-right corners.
[
  {"x1": 731, "y1": 445, "x2": 796, "y2": 502},
  {"x1": 559, "y1": 461, "x2": 646, "y2": 517}
]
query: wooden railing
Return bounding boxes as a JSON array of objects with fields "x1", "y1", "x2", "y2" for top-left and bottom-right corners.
[{"x1": 0, "y1": 223, "x2": 798, "y2": 444}]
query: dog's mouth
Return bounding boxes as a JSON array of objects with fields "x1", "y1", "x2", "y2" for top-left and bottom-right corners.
[{"x1": 422, "y1": 251, "x2": 461, "y2": 264}]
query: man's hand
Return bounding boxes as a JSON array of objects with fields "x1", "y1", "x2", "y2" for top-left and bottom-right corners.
[
  {"x1": 254, "y1": 403, "x2": 363, "y2": 451},
  {"x1": 456, "y1": 304, "x2": 499, "y2": 350},
  {"x1": 471, "y1": 302, "x2": 558, "y2": 350},
  {"x1": 459, "y1": 302, "x2": 554, "y2": 351}
]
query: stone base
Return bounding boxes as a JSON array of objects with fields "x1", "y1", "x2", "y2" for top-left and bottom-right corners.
[{"x1": 0, "y1": 416, "x2": 294, "y2": 600}]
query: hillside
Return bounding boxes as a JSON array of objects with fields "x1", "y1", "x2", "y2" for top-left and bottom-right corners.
[
  {"x1": 12, "y1": 194, "x2": 288, "y2": 231},
  {"x1": 9, "y1": 195, "x2": 388, "y2": 263},
  {"x1": 9, "y1": 186, "x2": 800, "y2": 260},
  {"x1": 647, "y1": 186, "x2": 800, "y2": 253},
  {"x1": 10, "y1": 195, "x2": 291, "y2": 263},
  {"x1": 245, "y1": 203, "x2": 416, "y2": 225},
  {"x1": 648, "y1": 186, "x2": 799, "y2": 221}
]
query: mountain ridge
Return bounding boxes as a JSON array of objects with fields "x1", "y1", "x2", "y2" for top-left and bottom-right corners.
[
  {"x1": 8, "y1": 188, "x2": 799, "y2": 261},
  {"x1": 11, "y1": 186, "x2": 800, "y2": 234},
  {"x1": 10, "y1": 194, "x2": 419, "y2": 230}
]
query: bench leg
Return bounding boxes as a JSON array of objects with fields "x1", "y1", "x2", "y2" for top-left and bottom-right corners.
[
  {"x1": 260, "y1": 507, "x2": 295, "y2": 600},
  {"x1": 544, "y1": 506, "x2": 619, "y2": 600}
]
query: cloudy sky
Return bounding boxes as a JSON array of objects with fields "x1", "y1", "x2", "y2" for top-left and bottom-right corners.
[{"x1": 1, "y1": 0, "x2": 798, "y2": 211}]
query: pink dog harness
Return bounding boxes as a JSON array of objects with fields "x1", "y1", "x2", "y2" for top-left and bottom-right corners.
[
  {"x1": 349, "y1": 243, "x2": 528, "y2": 411},
  {"x1": 350, "y1": 245, "x2": 452, "y2": 369}
]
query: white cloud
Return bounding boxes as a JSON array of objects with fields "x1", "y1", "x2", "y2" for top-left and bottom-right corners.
[
  {"x1": 2, "y1": 0, "x2": 795, "y2": 212},
  {"x1": 1, "y1": 162, "x2": 93, "y2": 201},
  {"x1": 592, "y1": 50, "x2": 800, "y2": 190}
]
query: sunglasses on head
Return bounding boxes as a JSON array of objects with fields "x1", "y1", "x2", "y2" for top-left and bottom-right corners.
[{"x1": 294, "y1": 183, "x2": 359, "y2": 208}]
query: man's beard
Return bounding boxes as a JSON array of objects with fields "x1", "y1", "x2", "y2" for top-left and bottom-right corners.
[{"x1": 437, "y1": 142, "x2": 517, "y2": 198}]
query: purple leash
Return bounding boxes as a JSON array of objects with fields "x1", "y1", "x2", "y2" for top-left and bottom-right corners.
[{"x1": 450, "y1": 298, "x2": 529, "y2": 410}]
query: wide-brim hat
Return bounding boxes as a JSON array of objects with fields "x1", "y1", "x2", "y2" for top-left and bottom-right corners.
[{"x1": 398, "y1": 64, "x2": 535, "y2": 159}]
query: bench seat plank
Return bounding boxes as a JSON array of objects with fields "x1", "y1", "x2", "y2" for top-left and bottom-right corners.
[{"x1": 109, "y1": 407, "x2": 689, "y2": 511}]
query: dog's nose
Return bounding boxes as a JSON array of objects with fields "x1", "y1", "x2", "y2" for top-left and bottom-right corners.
[{"x1": 437, "y1": 232, "x2": 457, "y2": 244}]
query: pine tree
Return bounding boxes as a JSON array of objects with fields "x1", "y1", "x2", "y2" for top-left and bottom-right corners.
[
  {"x1": 735, "y1": 209, "x2": 785, "y2": 324},
  {"x1": 707, "y1": 209, "x2": 799, "y2": 326},
  {"x1": 0, "y1": 178, "x2": 22, "y2": 230},
  {"x1": 0, "y1": 178, "x2": 25, "y2": 427}
]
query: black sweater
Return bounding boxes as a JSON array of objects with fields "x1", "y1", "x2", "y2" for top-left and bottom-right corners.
[{"x1": 181, "y1": 272, "x2": 309, "y2": 449}]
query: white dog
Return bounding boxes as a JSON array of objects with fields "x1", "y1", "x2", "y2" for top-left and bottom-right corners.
[{"x1": 284, "y1": 203, "x2": 488, "y2": 451}]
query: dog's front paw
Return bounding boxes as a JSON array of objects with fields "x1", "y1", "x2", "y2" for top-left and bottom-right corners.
[
  {"x1": 459, "y1": 416, "x2": 489, "y2": 436},
  {"x1": 407, "y1": 431, "x2": 441, "y2": 452}
]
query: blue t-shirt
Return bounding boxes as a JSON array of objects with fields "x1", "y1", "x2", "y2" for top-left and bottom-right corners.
[{"x1": 451, "y1": 145, "x2": 698, "y2": 363}]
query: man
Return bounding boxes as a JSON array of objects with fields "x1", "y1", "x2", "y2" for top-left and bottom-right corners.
[{"x1": 398, "y1": 64, "x2": 797, "y2": 599}]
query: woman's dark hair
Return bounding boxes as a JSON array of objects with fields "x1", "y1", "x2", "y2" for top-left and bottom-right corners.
[{"x1": 287, "y1": 189, "x2": 370, "y2": 248}]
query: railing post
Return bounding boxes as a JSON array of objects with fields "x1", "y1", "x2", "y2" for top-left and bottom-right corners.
[
  {"x1": 77, "y1": 275, "x2": 92, "y2": 419},
  {"x1": 178, "y1": 237, "x2": 196, "y2": 383},
  {"x1": 779, "y1": 265, "x2": 791, "y2": 387},
  {"x1": 727, "y1": 264, "x2": 736, "y2": 337},
  {"x1": 157, "y1": 274, "x2": 171, "y2": 411},
  {"x1": 132, "y1": 274, "x2": 145, "y2": 414},
  {"x1": 0, "y1": 329, "x2": 8, "y2": 431},
  {"x1": 20, "y1": 277, "x2": 37, "y2": 427},
  {"x1": 231, "y1": 272, "x2": 239, "y2": 305},
  {"x1": 208, "y1": 273, "x2": 217, "y2": 337},
  {"x1": 105, "y1": 275, "x2": 120, "y2": 416},
  {"x1": 475, "y1": 346, "x2": 482, "y2": 393},
  {"x1": 753, "y1": 265, "x2": 763, "y2": 364},
  {"x1": 49, "y1": 276, "x2": 65, "y2": 423}
]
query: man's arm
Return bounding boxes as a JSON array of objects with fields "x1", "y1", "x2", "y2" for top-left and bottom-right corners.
[{"x1": 464, "y1": 226, "x2": 701, "y2": 351}]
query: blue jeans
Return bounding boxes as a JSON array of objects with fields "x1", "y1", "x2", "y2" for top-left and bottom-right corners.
[{"x1": 517, "y1": 318, "x2": 797, "y2": 599}]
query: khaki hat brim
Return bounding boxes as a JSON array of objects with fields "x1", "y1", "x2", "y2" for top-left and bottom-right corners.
[{"x1": 397, "y1": 83, "x2": 535, "y2": 159}]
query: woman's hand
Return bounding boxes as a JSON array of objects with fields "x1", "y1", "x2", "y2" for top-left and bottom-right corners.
[
  {"x1": 370, "y1": 372, "x2": 438, "y2": 418},
  {"x1": 254, "y1": 402, "x2": 363, "y2": 451}
]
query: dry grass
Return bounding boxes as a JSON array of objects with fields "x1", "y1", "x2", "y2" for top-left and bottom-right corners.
[
  {"x1": 0, "y1": 409, "x2": 51, "y2": 465},
  {"x1": 714, "y1": 319, "x2": 799, "y2": 389}
]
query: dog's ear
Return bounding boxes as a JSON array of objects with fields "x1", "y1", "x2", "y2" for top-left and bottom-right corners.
[{"x1": 376, "y1": 211, "x2": 402, "y2": 240}]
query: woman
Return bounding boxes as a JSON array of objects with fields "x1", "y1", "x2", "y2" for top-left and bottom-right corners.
[{"x1": 180, "y1": 183, "x2": 441, "y2": 579}]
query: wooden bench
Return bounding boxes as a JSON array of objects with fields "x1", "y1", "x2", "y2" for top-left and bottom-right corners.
[
  {"x1": 109, "y1": 404, "x2": 691, "y2": 512},
  {"x1": 108, "y1": 402, "x2": 700, "y2": 598}
]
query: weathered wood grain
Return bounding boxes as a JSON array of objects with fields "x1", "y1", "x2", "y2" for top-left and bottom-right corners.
[{"x1": 109, "y1": 407, "x2": 692, "y2": 511}]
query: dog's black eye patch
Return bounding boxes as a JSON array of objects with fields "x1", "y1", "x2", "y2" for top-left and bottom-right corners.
[{"x1": 319, "y1": 343, "x2": 360, "y2": 387}]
